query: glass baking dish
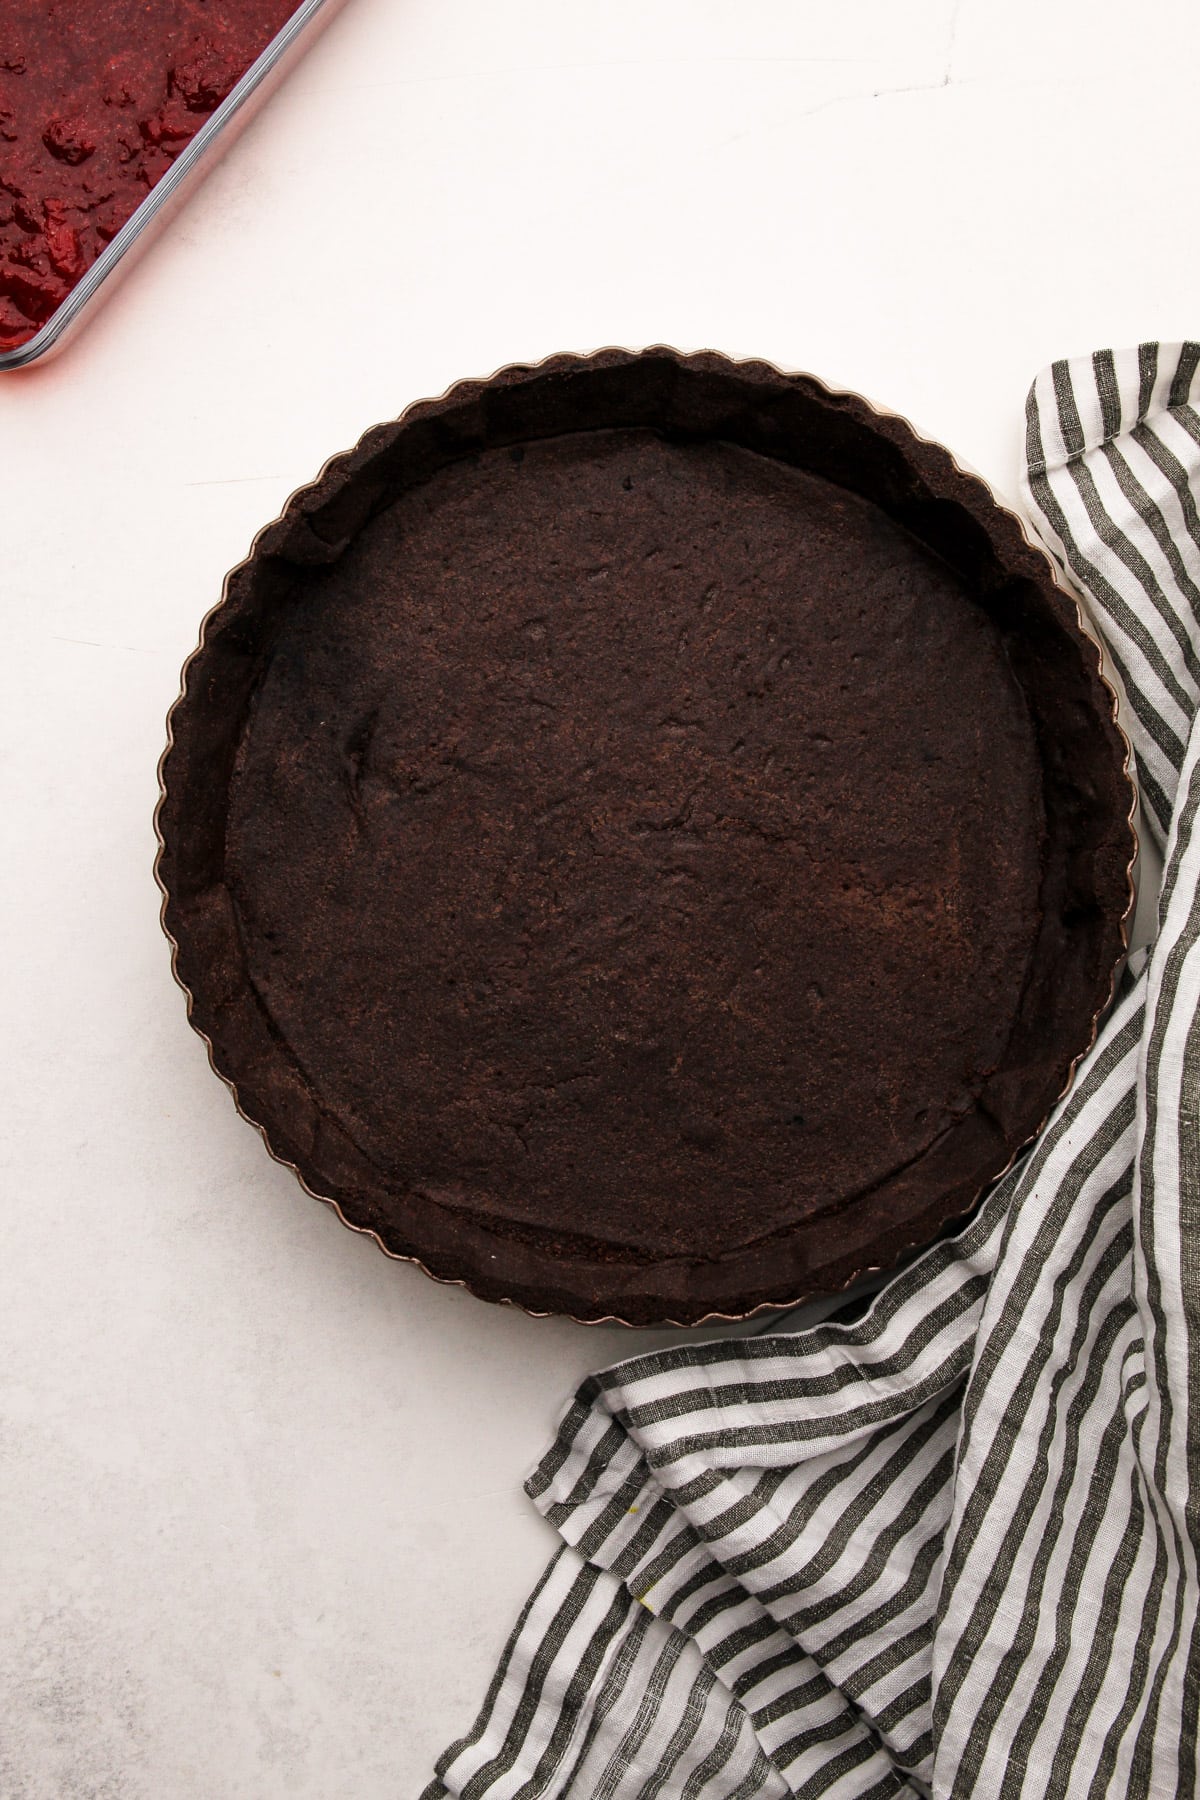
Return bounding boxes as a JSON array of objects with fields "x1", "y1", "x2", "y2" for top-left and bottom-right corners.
[{"x1": 0, "y1": 0, "x2": 348, "y2": 372}]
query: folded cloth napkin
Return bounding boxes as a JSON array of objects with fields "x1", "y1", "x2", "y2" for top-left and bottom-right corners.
[{"x1": 424, "y1": 344, "x2": 1200, "y2": 1800}]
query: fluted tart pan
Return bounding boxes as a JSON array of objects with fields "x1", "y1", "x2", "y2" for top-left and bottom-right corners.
[{"x1": 156, "y1": 348, "x2": 1135, "y2": 1326}]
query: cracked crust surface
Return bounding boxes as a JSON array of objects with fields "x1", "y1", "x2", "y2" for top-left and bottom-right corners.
[{"x1": 225, "y1": 428, "x2": 1042, "y2": 1261}]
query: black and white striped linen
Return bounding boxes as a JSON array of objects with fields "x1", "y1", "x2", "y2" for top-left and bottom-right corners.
[{"x1": 424, "y1": 344, "x2": 1200, "y2": 1799}]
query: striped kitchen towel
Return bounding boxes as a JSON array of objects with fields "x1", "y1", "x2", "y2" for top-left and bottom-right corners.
[{"x1": 423, "y1": 344, "x2": 1200, "y2": 1799}]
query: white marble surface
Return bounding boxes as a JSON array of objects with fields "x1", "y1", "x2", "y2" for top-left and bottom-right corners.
[{"x1": 0, "y1": 1, "x2": 1193, "y2": 1792}]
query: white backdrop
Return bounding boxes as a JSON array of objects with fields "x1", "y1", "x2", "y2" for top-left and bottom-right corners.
[{"x1": 1, "y1": 2, "x2": 1191, "y2": 1792}]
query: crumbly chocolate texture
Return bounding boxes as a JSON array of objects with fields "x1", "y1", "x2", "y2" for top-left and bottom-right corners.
[
  {"x1": 230, "y1": 430, "x2": 1041, "y2": 1253},
  {"x1": 158, "y1": 351, "x2": 1134, "y2": 1324}
]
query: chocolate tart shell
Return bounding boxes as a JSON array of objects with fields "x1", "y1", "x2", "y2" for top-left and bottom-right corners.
[{"x1": 156, "y1": 348, "x2": 1135, "y2": 1327}]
